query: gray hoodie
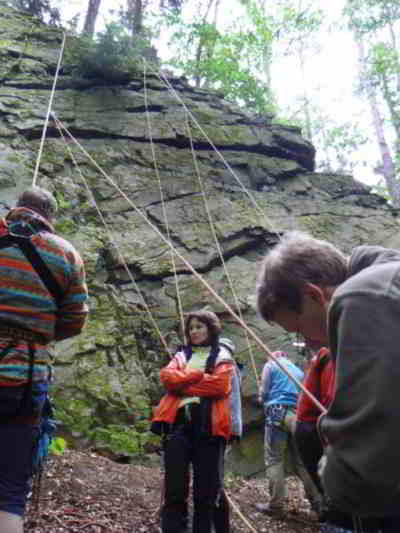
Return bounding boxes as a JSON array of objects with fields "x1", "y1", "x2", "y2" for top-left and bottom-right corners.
[{"x1": 321, "y1": 245, "x2": 400, "y2": 517}]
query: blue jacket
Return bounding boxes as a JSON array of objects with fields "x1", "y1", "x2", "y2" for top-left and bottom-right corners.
[
  {"x1": 230, "y1": 361, "x2": 243, "y2": 438},
  {"x1": 260, "y1": 357, "x2": 303, "y2": 409}
]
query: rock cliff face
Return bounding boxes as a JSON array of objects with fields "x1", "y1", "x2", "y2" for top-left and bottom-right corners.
[{"x1": 1, "y1": 4, "x2": 399, "y2": 473}]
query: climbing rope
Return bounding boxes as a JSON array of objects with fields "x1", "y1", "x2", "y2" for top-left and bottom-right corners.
[
  {"x1": 54, "y1": 114, "x2": 261, "y2": 531},
  {"x1": 52, "y1": 67, "x2": 326, "y2": 531},
  {"x1": 143, "y1": 60, "x2": 186, "y2": 346},
  {"x1": 52, "y1": 115, "x2": 172, "y2": 359},
  {"x1": 147, "y1": 61, "x2": 282, "y2": 240},
  {"x1": 51, "y1": 112, "x2": 327, "y2": 416},
  {"x1": 144, "y1": 59, "x2": 260, "y2": 384},
  {"x1": 19, "y1": 32, "x2": 359, "y2": 533},
  {"x1": 142, "y1": 61, "x2": 288, "y2": 388},
  {"x1": 184, "y1": 110, "x2": 260, "y2": 388},
  {"x1": 32, "y1": 32, "x2": 66, "y2": 187},
  {"x1": 224, "y1": 490, "x2": 259, "y2": 533}
]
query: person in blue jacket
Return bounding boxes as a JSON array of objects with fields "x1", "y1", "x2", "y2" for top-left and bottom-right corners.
[{"x1": 256, "y1": 351, "x2": 321, "y2": 516}]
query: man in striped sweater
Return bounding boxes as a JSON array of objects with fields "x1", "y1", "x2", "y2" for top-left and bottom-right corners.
[{"x1": 0, "y1": 186, "x2": 89, "y2": 533}]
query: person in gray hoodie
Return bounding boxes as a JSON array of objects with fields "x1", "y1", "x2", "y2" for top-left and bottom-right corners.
[{"x1": 255, "y1": 230, "x2": 400, "y2": 532}]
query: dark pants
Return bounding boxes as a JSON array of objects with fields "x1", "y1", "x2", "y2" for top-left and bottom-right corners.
[
  {"x1": 295, "y1": 420, "x2": 324, "y2": 494},
  {"x1": 376, "y1": 516, "x2": 400, "y2": 532},
  {"x1": 0, "y1": 382, "x2": 46, "y2": 516},
  {"x1": 161, "y1": 406, "x2": 227, "y2": 533},
  {"x1": 0, "y1": 423, "x2": 39, "y2": 516},
  {"x1": 213, "y1": 489, "x2": 230, "y2": 533}
]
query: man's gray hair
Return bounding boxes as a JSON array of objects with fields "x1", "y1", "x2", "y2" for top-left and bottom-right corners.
[
  {"x1": 256, "y1": 231, "x2": 347, "y2": 321},
  {"x1": 16, "y1": 186, "x2": 58, "y2": 221}
]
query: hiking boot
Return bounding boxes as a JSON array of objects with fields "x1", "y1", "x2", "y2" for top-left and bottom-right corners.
[{"x1": 254, "y1": 503, "x2": 284, "y2": 515}]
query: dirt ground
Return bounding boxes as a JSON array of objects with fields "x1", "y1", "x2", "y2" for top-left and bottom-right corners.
[{"x1": 24, "y1": 450, "x2": 321, "y2": 533}]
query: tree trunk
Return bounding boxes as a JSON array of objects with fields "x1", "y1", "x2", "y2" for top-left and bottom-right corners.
[
  {"x1": 83, "y1": 0, "x2": 101, "y2": 38},
  {"x1": 298, "y1": 45, "x2": 312, "y2": 141},
  {"x1": 27, "y1": 0, "x2": 44, "y2": 17},
  {"x1": 258, "y1": 0, "x2": 272, "y2": 89},
  {"x1": 387, "y1": 19, "x2": 400, "y2": 95},
  {"x1": 262, "y1": 43, "x2": 273, "y2": 89},
  {"x1": 385, "y1": 17, "x2": 400, "y2": 162},
  {"x1": 194, "y1": 0, "x2": 216, "y2": 88},
  {"x1": 127, "y1": 0, "x2": 143, "y2": 37},
  {"x1": 356, "y1": 37, "x2": 400, "y2": 206}
]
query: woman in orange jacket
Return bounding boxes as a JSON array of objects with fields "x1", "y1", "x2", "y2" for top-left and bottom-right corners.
[{"x1": 152, "y1": 310, "x2": 235, "y2": 533}]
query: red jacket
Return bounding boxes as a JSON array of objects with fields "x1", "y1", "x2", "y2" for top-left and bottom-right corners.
[
  {"x1": 152, "y1": 346, "x2": 234, "y2": 440},
  {"x1": 297, "y1": 347, "x2": 335, "y2": 423}
]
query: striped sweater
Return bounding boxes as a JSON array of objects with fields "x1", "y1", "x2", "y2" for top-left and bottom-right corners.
[{"x1": 0, "y1": 207, "x2": 89, "y2": 385}]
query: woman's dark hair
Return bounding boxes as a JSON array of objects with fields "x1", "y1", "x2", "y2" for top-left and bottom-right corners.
[{"x1": 184, "y1": 310, "x2": 221, "y2": 347}]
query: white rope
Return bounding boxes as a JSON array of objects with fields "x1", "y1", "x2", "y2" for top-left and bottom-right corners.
[
  {"x1": 145, "y1": 81, "x2": 262, "y2": 533},
  {"x1": 143, "y1": 60, "x2": 186, "y2": 346},
  {"x1": 32, "y1": 32, "x2": 66, "y2": 187},
  {"x1": 184, "y1": 110, "x2": 260, "y2": 388},
  {"x1": 224, "y1": 490, "x2": 259, "y2": 533},
  {"x1": 52, "y1": 115, "x2": 172, "y2": 359},
  {"x1": 146, "y1": 62, "x2": 282, "y2": 240},
  {"x1": 51, "y1": 112, "x2": 327, "y2": 415}
]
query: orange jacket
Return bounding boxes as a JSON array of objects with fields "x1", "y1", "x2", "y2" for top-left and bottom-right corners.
[{"x1": 152, "y1": 347, "x2": 234, "y2": 440}]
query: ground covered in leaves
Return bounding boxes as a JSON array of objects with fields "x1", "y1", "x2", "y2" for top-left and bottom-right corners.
[{"x1": 25, "y1": 450, "x2": 321, "y2": 533}]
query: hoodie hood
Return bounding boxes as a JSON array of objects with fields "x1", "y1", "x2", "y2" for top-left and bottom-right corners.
[
  {"x1": 5, "y1": 207, "x2": 55, "y2": 235},
  {"x1": 348, "y1": 245, "x2": 400, "y2": 278}
]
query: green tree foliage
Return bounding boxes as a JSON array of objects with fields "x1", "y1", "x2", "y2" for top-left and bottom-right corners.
[
  {"x1": 65, "y1": 22, "x2": 157, "y2": 83},
  {"x1": 262, "y1": 0, "x2": 323, "y2": 141},
  {"x1": 345, "y1": 0, "x2": 400, "y2": 205},
  {"x1": 345, "y1": 0, "x2": 400, "y2": 33},
  {"x1": 163, "y1": 8, "x2": 275, "y2": 114},
  {"x1": 7, "y1": 0, "x2": 60, "y2": 22},
  {"x1": 315, "y1": 117, "x2": 368, "y2": 173}
]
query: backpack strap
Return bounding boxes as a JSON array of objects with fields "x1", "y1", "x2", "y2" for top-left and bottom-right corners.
[
  {"x1": 17, "y1": 344, "x2": 35, "y2": 416},
  {"x1": 0, "y1": 231, "x2": 58, "y2": 421},
  {"x1": 0, "y1": 233, "x2": 63, "y2": 306}
]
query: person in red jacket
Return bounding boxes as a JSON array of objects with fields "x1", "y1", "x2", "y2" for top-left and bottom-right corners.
[
  {"x1": 296, "y1": 350, "x2": 382, "y2": 533},
  {"x1": 296, "y1": 347, "x2": 335, "y2": 495},
  {"x1": 152, "y1": 310, "x2": 235, "y2": 533},
  {"x1": 256, "y1": 231, "x2": 399, "y2": 532}
]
